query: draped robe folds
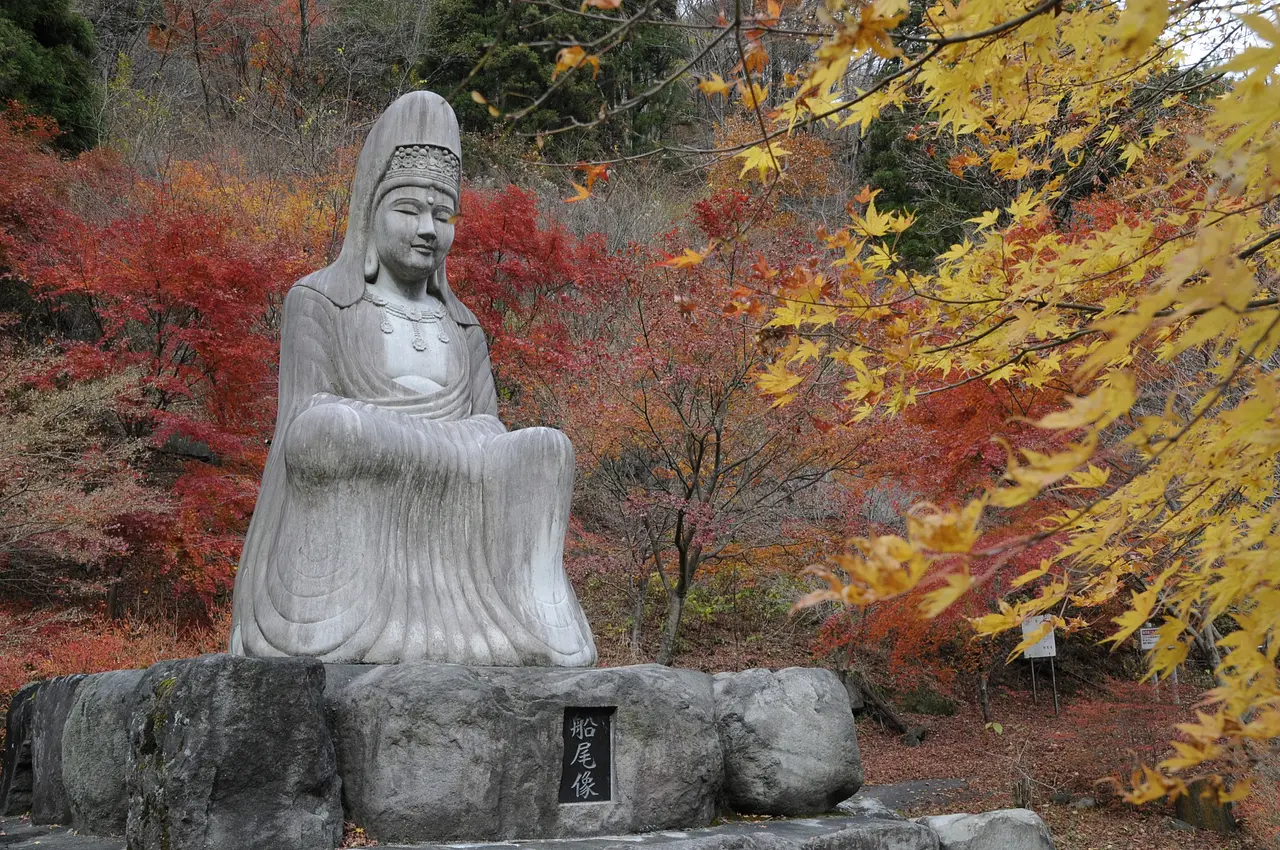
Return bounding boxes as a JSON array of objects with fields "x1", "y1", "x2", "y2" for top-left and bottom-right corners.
[{"x1": 229, "y1": 283, "x2": 598, "y2": 666}]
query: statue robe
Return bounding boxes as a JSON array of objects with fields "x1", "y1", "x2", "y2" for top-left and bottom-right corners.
[{"x1": 228, "y1": 281, "x2": 597, "y2": 665}]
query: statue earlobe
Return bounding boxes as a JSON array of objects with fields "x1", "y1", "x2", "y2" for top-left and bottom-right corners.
[{"x1": 363, "y1": 242, "x2": 379, "y2": 282}]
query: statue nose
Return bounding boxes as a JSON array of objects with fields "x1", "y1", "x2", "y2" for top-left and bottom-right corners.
[{"x1": 417, "y1": 214, "x2": 437, "y2": 240}]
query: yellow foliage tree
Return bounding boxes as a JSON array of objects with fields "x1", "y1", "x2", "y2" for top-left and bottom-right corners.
[
  {"x1": 744, "y1": 0, "x2": 1280, "y2": 805},
  {"x1": 524, "y1": 0, "x2": 1279, "y2": 804}
]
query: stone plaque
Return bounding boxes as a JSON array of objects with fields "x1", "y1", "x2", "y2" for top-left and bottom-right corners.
[{"x1": 559, "y1": 707, "x2": 614, "y2": 803}]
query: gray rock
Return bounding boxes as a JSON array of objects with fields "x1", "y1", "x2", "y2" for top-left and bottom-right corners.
[
  {"x1": 1, "y1": 682, "x2": 40, "y2": 815},
  {"x1": 915, "y1": 809, "x2": 1054, "y2": 850},
  {"x1": 31, "y1": 675, "x2": 86, "y2": 824},
  {"x1": 900, "y1": 726, "x2": 927, "y2": 747},
  {"x1": 127, "y1": 654, "x2": 341, "y2": 850},
  {"x1": 836, "y1": 794, "x2": 905, "y2": 820},
  {"x1": 839, "y1": 674, "x2": 866, "y2": 712},
  {"x1": 712, "y1": 668, "x2": 863, "y2": 816},
  {"x1": 798, "y1": 820, "x2": 939, "y2": 850},
  {"x1": 327, "y1": 662, "x2": 722, "y2": 843},
  {"x1": 62, "y1": 669, "x2": 147, "y2": 835},
  {"x1": 1071, "y1": 796, "x2": 1095, "y2": 810}
]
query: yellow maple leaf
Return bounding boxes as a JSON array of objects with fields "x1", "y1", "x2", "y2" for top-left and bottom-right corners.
[
  {"x1": 739, "y1": 81, "x2": 770, "y2": 110},
  {"x1": 788, "y1": 337, "x2": 823, "y2": 366},
  {"x1": 1034, "y1": 372, "x2": 1135, "y2": 431},
  {"x1": 1113, "y1": 0, "x2": 1168, "y2": 57},
  {"x1": 756, "y1": 359, "x2": 804, "y2": 404},
  {"x1": 698, "y1": 73, "x2": 731, "y2": 96},
  {"x1": 1062, "y1": 464, "x2": 1111, "y2": 489},
  {"x1": 1120, "y1": 142, "x2": 1146, "y2": 170},
  {"x1": 736, "y1": 144, "x2": 789, "y2": 181},
  {"x1": 919, "y1": 570, "x2": 973, "y2": 619},
  {"x1": 967, "y1": 209, "x2": 1001, "y2": 230}
]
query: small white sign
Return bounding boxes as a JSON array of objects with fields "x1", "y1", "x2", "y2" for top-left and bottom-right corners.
[
  {"x1": 1139, "y1": 624, "x2": 1160, "y2": 652},
  {"x1": 1021, "y1": 614, "x2": 1057, "y2": 659}
]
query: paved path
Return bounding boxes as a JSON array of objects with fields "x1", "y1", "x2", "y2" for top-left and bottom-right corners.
[
  {"x1": 2, "y1": 787, "x2": 973, "y2": 850},
  {"x1": 0, "y1": 818, "x2": 121, "y2": 849},
  {"x1": 857, "y1": 779, "x2": 973, "y2": 812},
  {"x1": 2, "y1": 812, "x2": 938, "y2": 850}
]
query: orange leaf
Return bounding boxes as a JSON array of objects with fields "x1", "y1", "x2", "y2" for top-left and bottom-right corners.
[
  {"x1": 554, "y1": 46, "x2": 600, "y2": 79},
  {"x1": 576, "y1": 162, "x2": 610, "y2": 192},
  {"x1": 657, "y1": 247, "x2": 708, "y2": 268},
  {"x1": 564, "y1": 182, "x2": 591, "y2": 203}
]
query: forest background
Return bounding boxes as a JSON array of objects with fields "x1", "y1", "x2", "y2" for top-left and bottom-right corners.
[{"x1": 1, "y1": 0, "x2": 1278, "y2": 844}]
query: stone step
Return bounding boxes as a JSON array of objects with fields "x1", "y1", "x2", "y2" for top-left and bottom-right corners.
[{"x1": 379, "y1": 815, "x2": 939, "y2": 850}]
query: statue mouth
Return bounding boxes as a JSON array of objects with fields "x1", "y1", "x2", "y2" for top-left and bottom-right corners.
[{"x1": 412, "y1": 243, "x2": 436, "y2": 257}]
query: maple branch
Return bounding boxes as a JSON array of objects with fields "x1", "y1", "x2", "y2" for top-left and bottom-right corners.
[
  {"x1": 1238, "y1": 228, "x2": 1280, "y2": 261},
  {"x1": 916, "y1": 328, "x2": 1098, "y2": 397}
]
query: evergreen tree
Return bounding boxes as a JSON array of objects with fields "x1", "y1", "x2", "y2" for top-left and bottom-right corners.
[
  {"x1": 0, "y1": 0, "x2": 99, "y2": 151},
  {"x1": 414, "y1": 0, "x2": 688, "y2": 157}
]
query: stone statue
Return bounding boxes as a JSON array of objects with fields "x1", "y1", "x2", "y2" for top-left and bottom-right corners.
[{"x1": 228, "y1": 91, "x2": 597, "y2": 667}]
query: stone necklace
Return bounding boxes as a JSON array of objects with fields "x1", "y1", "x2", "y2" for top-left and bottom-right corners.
[{"x1": 362, "y1": 290, "x2": 450, "y2": 350}]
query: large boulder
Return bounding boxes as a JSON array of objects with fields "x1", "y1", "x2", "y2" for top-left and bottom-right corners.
[
  {"x1": 1, "y1": 682, "x2": 41, "y2": 815},
  {"x1": 62, "y1": 669, "x2": 147, "y2": 835},
  {"x1": 127, "y1": 654, "x2": 342, "y2": 850},
  {"x1": 916, "y1": 809, "x2": 1054, "y2": 850},
  {"x1": 326, "y1": 662, "x2": 723, "y2": 843},
  {"x1": 713, "y1": 668, "x2": 863, "y2": 815},
  {"x1": 31, "y1": 674, "x2": 87, "y2": 824}
]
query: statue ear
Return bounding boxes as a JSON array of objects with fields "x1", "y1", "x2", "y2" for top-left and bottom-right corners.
[{"x1": 363, "y1": 242, "x2": 379, "y2": 282}]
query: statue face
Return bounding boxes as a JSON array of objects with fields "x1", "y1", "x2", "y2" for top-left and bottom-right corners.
[{"x1": 371, "y1": 185, "x2": 456, "y2": 285}]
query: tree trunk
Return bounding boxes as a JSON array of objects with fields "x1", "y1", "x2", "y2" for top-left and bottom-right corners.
[
  {"x1": 978, "y1": 671, "x2": 991, "y2": 723},
  {"x1": 1198, "y1": 620, "x2": 1225, "y2": 683},
  {"x1": 977, "y1": 652, "x2": 1000, "y2": 723},
  {"x1": 847, "y1": 671, "x2": 908, "y2": 734},
  {"x1": 628, "y1": 571, "x2": 648, "y2": 660},
  {"x1": 655, "y1": 588, "x2": 686, "y2": 666}
]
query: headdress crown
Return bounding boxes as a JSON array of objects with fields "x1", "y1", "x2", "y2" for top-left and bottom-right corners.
[{"x1": 383, "y1": 144, "x2": 461, "y2": 196}]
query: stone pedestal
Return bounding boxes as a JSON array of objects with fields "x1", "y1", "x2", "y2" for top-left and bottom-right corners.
[
  {"x1": 0, "y1": 682, "x2": 40, "y2": 816},
  {"x1": 127, "y1": 655, "x2": 343, "y2": 850},
  {"x1": 63, "y1": 669, "x2": 147, "y2": 835},
  {"x1": 31, "y1": 675, "x2": 86, "y2": 824},
  {"x1": 10, "y1": 659, "x2": 867, "y2": 849},
  {"x1": 327, "y1": 663, "x2": 724, "y2": 843}
]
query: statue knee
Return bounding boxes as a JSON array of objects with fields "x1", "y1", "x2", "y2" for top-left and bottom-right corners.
[{"x1": 283, "y1": 403, "x2": 368, "y2": 483}]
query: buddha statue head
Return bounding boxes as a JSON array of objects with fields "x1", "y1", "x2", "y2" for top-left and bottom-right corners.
[
  {"x1": 303, "y1": 91, "x2": 472, "y2": 315},
  {"x1": 365, "y1": 141, "x2": 462, "y2": 288}
]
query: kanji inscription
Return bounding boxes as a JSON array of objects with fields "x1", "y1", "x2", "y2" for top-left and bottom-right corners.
[{"x1": 558, "y1": 706, "x2": 614, "y2": 803}]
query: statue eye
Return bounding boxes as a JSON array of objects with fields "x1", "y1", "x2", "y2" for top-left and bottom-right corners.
[{"x1": 435, "y1": 208, "x2": 456, "y2": 224}]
